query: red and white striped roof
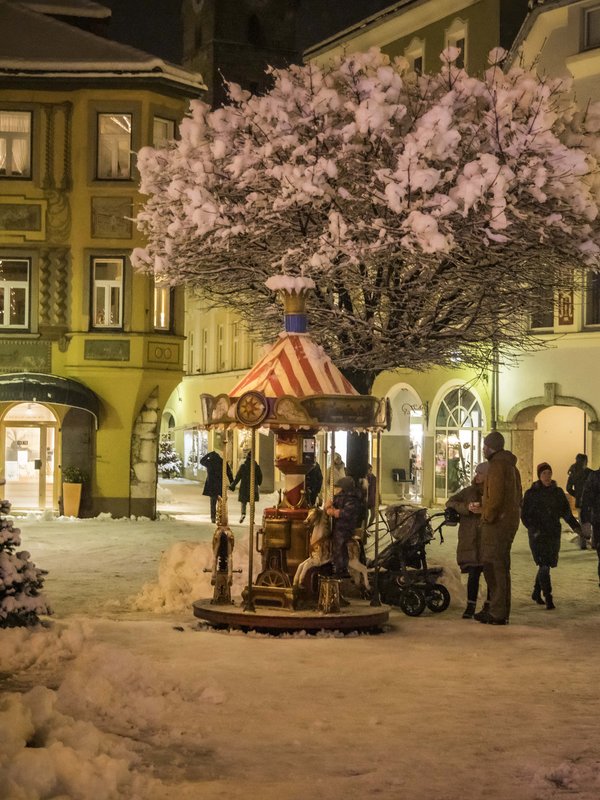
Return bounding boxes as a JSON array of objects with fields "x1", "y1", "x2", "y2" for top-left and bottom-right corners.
[{"x1": 229, "y1": 333, "x2": 358, "y2": 399}]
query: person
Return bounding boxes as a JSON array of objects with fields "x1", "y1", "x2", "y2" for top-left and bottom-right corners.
[
  {"x1": 521, "y1": 462, "x2": 581, "y2": 610},
  {"x1": 566, "y1": 453, "x2": 592, "y2": 548},
  {"x1": 365, "y1": 464, "x2": 377, "y2": 528},
  {"x1": 304, "y1": 461, "x2": 323, "y2": 507},
  {"x1": 328, "y1": 452, "x2": 346, "y2": 486},
  {"x1": 324, "y1": 476, "x2": 362, "y2": 577},
  {"x1": 446, "y1": 461, "x2": 489, "y2": 619},
  {"x1": 200, "y1": 451, "x2": 234, "y2": 524},
  {"x1": 230, "y1": 452, "x2": 262, "y2": 523},
  {"x1": 580, "y1": 465, "x2": 600, "y2": 587},
  {"x1": 473, "y1": 430, "x2": 522, "y2": 626}
]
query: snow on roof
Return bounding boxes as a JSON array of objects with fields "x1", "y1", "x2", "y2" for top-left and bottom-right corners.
[
  {"x1": 0, "y1": 1, "x2": 206, "y2": 92},
  {"x1": 17, "y1": 0, "x2": 111, "y2": 18},
  {"x1": 229, "y1": 332, "x2": 359, "y2": 399}
]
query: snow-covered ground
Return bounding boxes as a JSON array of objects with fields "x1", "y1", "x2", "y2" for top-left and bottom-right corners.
[{"x1": 2, "y1": 479, "x2": 600, "y2": 800}]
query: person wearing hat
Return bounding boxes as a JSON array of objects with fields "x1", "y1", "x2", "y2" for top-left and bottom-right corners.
[
  {"x1": 324, "y1": 476, "x2": 362, "y2": 577},
  {"x1": 521, "y1": 462, "x2": 581, "y2": 610},
  {"x1": 472, "y1": 430, "x2": 522, "y2": 625},
  {"x1": 446, "y1": 461, "x2": 489, "y2": 619}
]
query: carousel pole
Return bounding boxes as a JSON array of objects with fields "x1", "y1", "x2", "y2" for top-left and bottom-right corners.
[
  {"x1": 219, "y1": 430, "x2": 229, "y2": 526},
  {"x1": 370, "y1": 429, "x2": 382, "y2": 607},
  {"x1": 329, "y1": 430, "x2": 336, "y2": 498},
  {"x1": 243, "y1": 426, "x2": 257, "y2": 612}
]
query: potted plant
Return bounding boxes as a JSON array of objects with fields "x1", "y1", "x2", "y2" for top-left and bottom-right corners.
[{"x1": 61, "y1": 466, "x2": 88, "y2": 517}]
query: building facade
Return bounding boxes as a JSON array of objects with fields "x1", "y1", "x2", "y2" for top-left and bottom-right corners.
[{"x1": 0, "y1": 0, "x2": 204, "y2": 515}]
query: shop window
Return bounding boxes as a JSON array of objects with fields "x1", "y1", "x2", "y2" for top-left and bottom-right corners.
[
  {"x1": 0, "y1": 111, "x2": 31, "y2": 178},
  {"x1": 435, "y1": 387, "x2": 483, "y2": 499},
  {"x1": 97, "y1": 113, "x2": 132, "y2": 179},
  {"x1": 91, "y1": 257, "x2": 124, "y2": 328},
  {"x1": 0, "y1": 258, "x2": 29, "y2": 329},
  {"x1": 585, "y1": 272, "x2": 600, "y2": 326},
  {"x1": 152, "y1": 116, "x2": 175, "y2": 148},
  {"x1": 584, "y1": 7, "x2": 600, "y2": 49},
  {"x1": 153, "y1": 282, "x2": 172, "y2": 331}
]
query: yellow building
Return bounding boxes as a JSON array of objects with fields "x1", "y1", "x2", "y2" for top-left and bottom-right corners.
[{"x1": 0, "y1": 0, "x2": 204, "y2": 515}]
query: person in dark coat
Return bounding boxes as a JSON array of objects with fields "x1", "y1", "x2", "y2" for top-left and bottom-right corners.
[
  {"x1": 324, "y1": 476, "x2": 362, "y2": 577},
  {"x1": 304, "y1": 462, "x2": 323, "y2": 507},
  {"x1": 566, "y1": 453, "x2": 592, "y2": 548},
  {"x1": 446, "y1": 461, "x2": 488, "y2": 619},
  {"x1": 580, "y1": 466, "x2": 600, "y2": 586},
  {"x1": 200, "y1": 451, "x2": 233, "y2": 523},
  {"x1": 365, "y1": 464, "x2": 377, "y2": 527},
  {"x1": 230, "y1": 452, "x2": 262, "y2": 523},
  {"x1": 521, "y1": 462, "x2": 581, "y2": 610}
]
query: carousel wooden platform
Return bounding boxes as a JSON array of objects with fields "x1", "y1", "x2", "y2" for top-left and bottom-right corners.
[{"x1": 193, "y1": 598, "x2": 390, "y2": 634}]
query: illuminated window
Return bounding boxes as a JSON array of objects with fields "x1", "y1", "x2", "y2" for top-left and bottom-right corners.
[
  {"x1": 153, "y1": 282, "x2": 172, "y2": 330},
  {"x1": 0, "y1": 111, "x2": 31, "y2": 178},
  {"x1": 0, "y1": 258, "x2": 29, "y2": 328},
  {"x1": 152, "y1": 117, "x2": 175, "y2": 148},
  {"x1": 584, "y1": 7, "x2": 600, "y2": 49},
  {"x1": 91, "y1": 257, "x2": 124, "y2": 328},
  {"x1": 97, "y1": 113, "x2": 132, "y2": 179},
  {"x1": 435, "y1": 388, "x2": 483, "y2": 499}
]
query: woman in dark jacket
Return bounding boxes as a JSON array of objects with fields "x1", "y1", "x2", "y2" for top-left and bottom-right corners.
[
  {"x1": 521, "y1": 461, "x2": 581, "y2": 610},
  {"x1": 230, "y1": 452, "x2": 262, "y2": 523},
  {"x1": 200, "y1": 451, "x2": 234, "y2": 523},
  {"x1": 446, "y1": 461, "x2": 488, "y2": 619}
]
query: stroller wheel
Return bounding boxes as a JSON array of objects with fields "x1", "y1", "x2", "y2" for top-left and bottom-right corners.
[
  {"x1": 425, "y1": 584, "x2": 451, "y2": 613},
  {"x1": 399, "y1": 587, "x2": 426, "y2": 617}
]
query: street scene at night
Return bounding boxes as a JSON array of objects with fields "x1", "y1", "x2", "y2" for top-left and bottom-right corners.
[{"x1": 2, "y1": 1, "x2": 600, "y2": 798}]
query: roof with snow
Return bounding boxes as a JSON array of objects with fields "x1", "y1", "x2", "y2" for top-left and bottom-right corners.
[
  {"x1": 0, "y1": 0, "x2": 205, "y2": 93},
  {"x1": 229, "y1": 333, "x2": 359, "y2": 400}
]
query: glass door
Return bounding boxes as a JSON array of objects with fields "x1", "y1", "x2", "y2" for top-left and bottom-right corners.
[{"x1": 2, "y1": 403, "x2": 57, "y2": 510}]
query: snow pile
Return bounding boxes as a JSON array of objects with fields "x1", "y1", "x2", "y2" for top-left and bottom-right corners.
[{"x1": 0, "y1": 621, "x2": 87, "y2": 674}]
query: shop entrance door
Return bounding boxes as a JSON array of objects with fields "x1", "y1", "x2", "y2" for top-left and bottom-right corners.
[{"x1": 2, "y1": 403, "x2": 57, "y2": 510}]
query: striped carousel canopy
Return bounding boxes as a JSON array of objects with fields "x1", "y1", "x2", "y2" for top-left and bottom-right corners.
[{"x1": 229, "y1": 332, "x2": 359, "y2": 400}]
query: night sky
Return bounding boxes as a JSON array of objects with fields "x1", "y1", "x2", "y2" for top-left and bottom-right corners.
[{"x1": 101, "y1": 0, "x2": 397, "y2": 64}]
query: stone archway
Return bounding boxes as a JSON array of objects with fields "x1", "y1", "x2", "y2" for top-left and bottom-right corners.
[
  {"x1": 504, "y1": 383, "x2": 599, "y2": 489},
  {"x1": 130, "y1": 387, "x2": 160, "y2": 519}
]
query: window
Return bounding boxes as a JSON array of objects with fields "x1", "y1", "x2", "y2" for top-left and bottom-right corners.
[
  {"x1": 0, "y1": 258, "x2": 29, "y2": 328},
  {"x1": 446, "y1": 19, "x2": 468, "y2": 69},
  {"x1": 585, "y1": 272, "x2": 600, "y2": 325},
  {"x1": 91, "y1": 257, "x2": 124, "y2": 328},
  {"x1": 200, "y1": 328, "x2": 208, "y2": 373},
  {"x1": 405, "y1": 37, "x2": 425, "y2": 74},
  {"x1": 152, "y1": 117, "x2": 175, "y2": 148},
  {"x1": 0, "y1": 111, "x2": 31, "y2": 178},
  {"x1": 217, "y1": 324, "x2": 225, "y2": 370},
  {"x1": 435, "y1": 387, "x2": 483, "y2": 499},
  {"x1": 97, "y1": 113, "x2": 132, "y2": 179},
  {"x1": 584, "y1": 7, "x2": 600, "y2": 49},
  {"x1": 530, "y1": 286, "x2": 554, "y2": 330},
  {"x1": 231, "y1": 322, "x2": 240, "y2": 369},
  {"x1": 153, "y1": 282, "x2": 172, "y2": 330}
]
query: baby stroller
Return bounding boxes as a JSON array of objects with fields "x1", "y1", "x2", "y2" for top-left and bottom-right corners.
[{"x1": 367, "y1": 503, "x2": 456, "y2": 616}]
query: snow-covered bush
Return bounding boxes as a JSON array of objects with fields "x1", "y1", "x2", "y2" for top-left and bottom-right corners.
[
  {"x1": 0, "y1": 499, "x2": 51, "y2": 628},
  {"x1": 134, "y1": 46, "x2": 600, "y2": 389}
]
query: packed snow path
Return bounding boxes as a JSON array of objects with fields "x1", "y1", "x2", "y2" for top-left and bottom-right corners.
[{"x1": 2, "y1": 480, "x2": 600, "y2": 799}]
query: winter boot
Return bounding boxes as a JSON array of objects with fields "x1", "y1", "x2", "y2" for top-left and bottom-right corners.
[
  {"x1": 473, "y1": 601, "x2": 490, "y2": 622},
  {"x1": 462, "y1": 601, "x2": 476, "y2": 619},
  {"x1": 531, "y1": 582, "x2": 544, "y2": 605},
  {"x1": 545, "y1": 594, "x2": 555, "y2": 610}
]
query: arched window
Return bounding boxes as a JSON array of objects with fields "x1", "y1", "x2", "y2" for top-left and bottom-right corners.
[{"x1": 434, "y1": 387, "x2": 483, "y2": 499}]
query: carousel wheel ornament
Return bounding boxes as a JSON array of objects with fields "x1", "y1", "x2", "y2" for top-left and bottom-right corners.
[
  {"x1": 235, "y1": 390, "x2": 269, "y2": 427},
  {"x1": 256, "y1": 569, "x2": 292, "y2": 588}
]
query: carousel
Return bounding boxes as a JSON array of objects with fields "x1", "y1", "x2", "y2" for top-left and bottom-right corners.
[{"x1": 193, "y1": 276, "x2": 391, "y2": 633}]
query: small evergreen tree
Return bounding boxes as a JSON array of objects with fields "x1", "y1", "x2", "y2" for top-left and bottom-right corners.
[
  {"x1": 0, "y1": 498, "x2": 51, "y2": 628},
  {"x1": 158, "y1": 436, "x2": 183, "y2": 478}
]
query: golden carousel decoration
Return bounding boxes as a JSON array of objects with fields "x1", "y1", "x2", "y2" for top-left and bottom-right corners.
[{"x1": 193, "y1": 275, "x2": 391, "y2": 633}]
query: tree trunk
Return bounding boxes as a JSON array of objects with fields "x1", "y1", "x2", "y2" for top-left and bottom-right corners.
[{"x1": 340, "y1": 367, "x2": 376, "y2": 483}]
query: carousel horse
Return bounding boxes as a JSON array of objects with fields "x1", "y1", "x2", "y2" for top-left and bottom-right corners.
[
  {"x1": 209, "y1": 525, "x2": 235, "y2": 604},
  {"x1": 294, "y1": 507, "x2": 370, "y2": 594}
]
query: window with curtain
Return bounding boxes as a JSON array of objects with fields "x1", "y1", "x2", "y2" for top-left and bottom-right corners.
[
  {"x1": 0, "y1": 258, "x2": 30, "y2": 328},
  {"x1": 152, "y1": 117, "x2": 175, "y2": 148},
  {"x1": 0, "y1": 111, "x2": 31, "y2": 178},
  {"x1": 91, "y1": 257, "x2": 124, "y2": 328},
  {"x1": 97, "y1": 113, "x2": 132, "y2": 179},
  {"x1": 153, "y1": 282, "x2": 172, "y2": 330}
]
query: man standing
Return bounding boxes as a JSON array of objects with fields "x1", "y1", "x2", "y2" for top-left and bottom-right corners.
[
  {"x1": 470, "y1": 430, "x2": 522, "y2": 625},
  {"x1": 580, "y1": 466, "x2": 600, "y2": 586}
]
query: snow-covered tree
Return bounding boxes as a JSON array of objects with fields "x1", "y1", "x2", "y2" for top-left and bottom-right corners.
[
  {"x1": 158, "y1": 437, "x2": 183, "y2": 479},
  {"x1": 0, "y1": 498, "x2": 51, "y2": 628},
  {"x1": 134, "y1": 47, "x2": 600, "y2": 392}
]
